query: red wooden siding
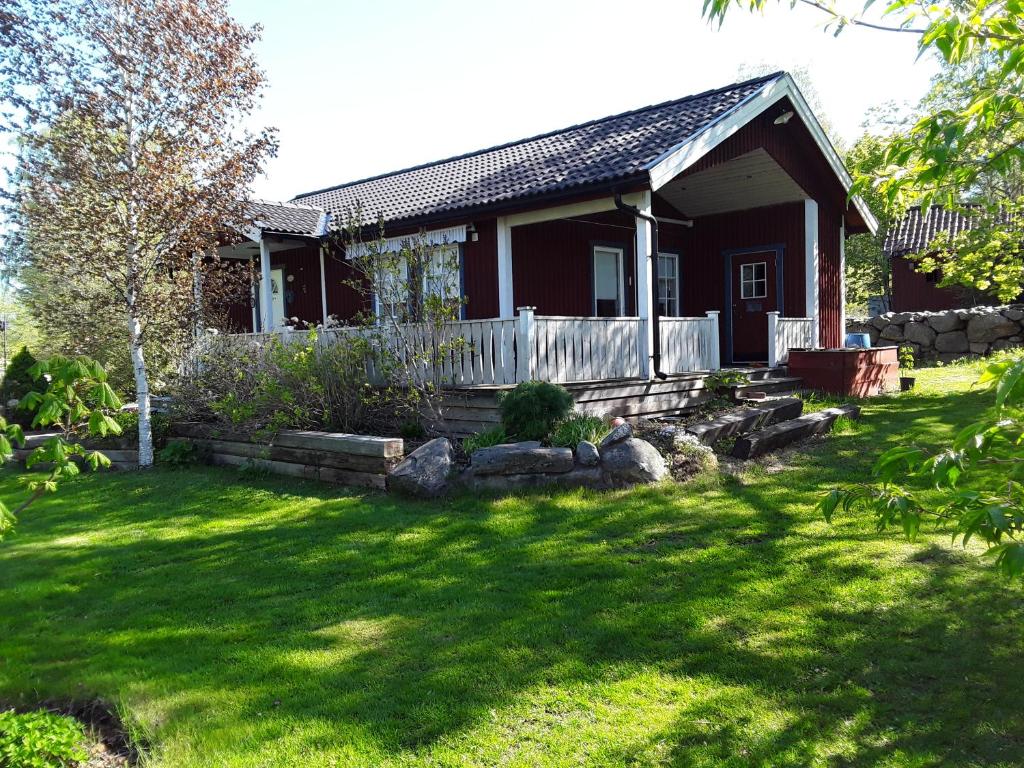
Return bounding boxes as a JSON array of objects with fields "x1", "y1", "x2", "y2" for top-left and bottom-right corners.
[
  {"x1": 891, "y1": 255, "x2": 988, "y2": 312},
  {"x1": 511, "y1": 211, "x2": 637, "y2": 315},
  {"x1": 818, "y1": 204, "x2": 843, "y2": 348},
  {"x1": 462, "y1": 217, "x2": 499, "y2": 319}
]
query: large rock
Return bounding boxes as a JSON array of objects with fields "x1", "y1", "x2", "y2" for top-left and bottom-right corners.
[
  {"x1": 934, "y1": 330, "x2": 970, "y2": 353},
  {"x1": 927, "y1": 312, "x2": 964, "y2": 333},
  {"x1": 870, "y1": 315, "x2": 891, "y2": 331},
  {"x1": 387, "y1": 437, "x2": 453, "y2": 497},
  {"x1": 967, "y1": 313, "x2": 1019, "y2": 342},
  {"x1": 599, "y1": 422, "x2": 633, "y2": 449},
  {"x1": 970, "y1": 342, "x2": 989, "y2": 355},
  {"x1": 576, "y1": 440, "x2": 600, "y2": 467},
  {"x1": 904, "y1": 321, "x2": 937, "y2": 347},
  {"x1": 470, "y1": 442, "x2": 573, "y2": 475},
  {"x1": 1003, "y1": 308, "x2": 1024, "y2": 322},
  {"x1": 879, "y1": 324, "x2": 905, "y2": 342},
  {"x1": 992, "y1": 339, "x2": 1024, "y2": 352},
  {"x1": 600, "y1": 438, "x2": 667, "y2": 486}
]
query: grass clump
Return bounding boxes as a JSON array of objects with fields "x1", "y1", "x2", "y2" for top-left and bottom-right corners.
[
  {"x1": 548, "y1": 413, "x2": 608, "y2": 448},
  {"x1": 462, "y1": 425, "x2": 507, "y2": 455}
]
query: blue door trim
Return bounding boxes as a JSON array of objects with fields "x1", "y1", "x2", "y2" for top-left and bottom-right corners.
[{"x1": 721, "y1": 243, "x2": 786, "y2": 365}]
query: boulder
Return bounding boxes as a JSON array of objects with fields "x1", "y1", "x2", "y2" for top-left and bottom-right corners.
[
  {"x1": 967, "y1": 313, "x2": 1018, "y2": 343},
  {"x1": 992, "y1": 339, "x2": 1024, "y2": 352},
  {"x1": 460, "y1": 465, "x2": 605, "y2": 492},
  {"x1": 576, "y1": 440, "x2": 600, "y2": 467},
  {"x1": 870, "y1": 315, "x2": 890, "y2": 331},
  {"x1": 470, "y1": 442, "x2": 573, "y2": 475},
  {"x1": 904, "y1": 321, "x2": 936, "y2": 347},
  {"x1": 387, "y1": 437, "x2": 453, "y2": 497},
  {"x1": 600, "y1": 438, "x2": 668, "y2": 486},
  {"x1": 969, "y1": 342, "x2": 989, "y2": 355},
  {"x1": 599, "y1": 422, "x2": 633, "y2": 449},
  {"x1": 1003, "y1": 308, "x2": 1024, "y2": 322},
  {"x1": 934, "y1": 330, "x2": 970, "y2": 353},
  {"x1": 927, "y1": 312, "x2": 964, "y2": 333},
  {"x1": 879, "y1": 324, "x2": 905, "y2": 342}
]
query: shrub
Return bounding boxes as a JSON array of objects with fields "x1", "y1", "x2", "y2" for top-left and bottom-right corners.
[
  {"x1": 94, "y1": 409, "x2": 171, "y2": 448},
  {"x1": 0, "y1": 709, "x2": 88, "y2": 768},
  {"x1": 462, "y1": 425, "x2": 507, "y2": 455},
  {"x1": 1, "y1": 347, "x2": 38, "y2": 427},
  {"x1": 549, "y1": 413, "x2": 607, "y2": 448},
  {"x1": 158, "y1": 439, "x2": 198, "y2": 466},
  {"x1": 498, "y1": 381, "x2": 574, "y2": 441}
]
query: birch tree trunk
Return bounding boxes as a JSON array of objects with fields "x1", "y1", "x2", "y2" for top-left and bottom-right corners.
[{"x1": 127, "y1": 313, "x2": 154, "y2": 467}]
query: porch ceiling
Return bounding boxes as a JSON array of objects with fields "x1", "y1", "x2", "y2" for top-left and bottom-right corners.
[
  {"x1": 656, "y1": 148, "x2": 807, "y2": 218},
  {"x1": 217, "y1": 236, "x2": 312, "y2": 260}
]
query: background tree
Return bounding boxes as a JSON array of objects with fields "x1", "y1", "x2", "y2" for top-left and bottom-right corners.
[
  {"x1": 2, "y1": 0, "x2": 277, "y2": 466},
  {"x1": 703, "y1": 0, "x2": 1024, "y2": 301}
]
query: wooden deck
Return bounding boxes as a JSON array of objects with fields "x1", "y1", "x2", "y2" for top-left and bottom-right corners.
[{"x1": 433, "y1": 367, "x2": 798, "y2": 437}]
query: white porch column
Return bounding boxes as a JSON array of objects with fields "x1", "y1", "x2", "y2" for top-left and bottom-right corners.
[
  {"x1": 515, "y1": 306, "x2": 535, "y2": 382},
  {"x1": 705, "y1": 311, "x2": 721, "y2": 371},
  {"x1": 319, "y1": 245, "x2": 329, "y2": 325},
  {"x1": 839, "y1": 217, "x2": 847, "y2": 348},
  {"x1": 634, "y1": 191, "x2": 654, "y2": 380},
  {"x1": 767, "y1": 311, "x2": 780, "y2": 367},
  {"x1": 804, "y1": 199, "x2": 820, "y2": 348},
  {"x1": 497, "y1": 216, "x2": 514, "y2": 319},
  {"x1": 259, "y1": 235, "x2": 274, "y2": 331}
]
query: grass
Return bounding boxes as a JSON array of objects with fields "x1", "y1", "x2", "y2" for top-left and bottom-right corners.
[{"x1": 1, "y1": 364, "x2": 1022, "y2": 767}]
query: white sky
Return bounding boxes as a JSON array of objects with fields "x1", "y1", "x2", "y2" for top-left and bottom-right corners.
[{"x1": 231, "y1": 0, "x2": 939, "y2": 202}]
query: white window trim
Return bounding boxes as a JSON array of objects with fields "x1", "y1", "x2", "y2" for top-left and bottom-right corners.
[
  {"x1": 592, "y1": 245, "x2": 625, "y2": 316},
  {"x1": 657, "y1": 252, "x2": 680, "y2": 316},
  {"x1": 740, "y1": 261, "x2": 768, "y2": 300}
]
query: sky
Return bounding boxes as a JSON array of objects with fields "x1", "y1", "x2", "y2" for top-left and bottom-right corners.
[{"x1": 230, "y1": 0, "x2": 940, "y2": 203}]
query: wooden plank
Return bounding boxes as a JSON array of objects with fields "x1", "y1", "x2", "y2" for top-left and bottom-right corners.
[
  {"x1": 188, "y1": 438, "x2": 395, "y2": 473},
  {"x1": 209, "y1": 452, "x2": 386, "y2": 490},
  {"x1": 732, "y1": 405, "x2": 861, "y2": 459},
  {"x1": 264, "y1": 430, "x2": 403, "y2": 458}
]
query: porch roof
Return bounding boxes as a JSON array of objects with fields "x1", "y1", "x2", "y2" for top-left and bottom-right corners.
[
  {"x1": 247, "y1": 199, "x2": 328, "y2": 238},
  {"x1": 290, "y1": 73, "x2": 786, "y2": 227}
]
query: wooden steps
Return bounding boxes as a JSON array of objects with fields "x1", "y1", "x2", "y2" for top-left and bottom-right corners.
[
  {"x1": 731, "y1": 405, "x2": 861, "y2": 459},
  {"x1": 685, "y1": 397, "x2": 804, "y2": 445}
]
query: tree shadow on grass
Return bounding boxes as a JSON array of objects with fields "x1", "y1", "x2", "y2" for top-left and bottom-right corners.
[{"x1": 0, "y1": 384, "x2": 1020, "y2": 765}]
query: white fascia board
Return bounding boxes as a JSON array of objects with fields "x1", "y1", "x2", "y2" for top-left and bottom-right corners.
[
  {"x1": 504, "y1": 192, "x2": 647, "y2": 229},
  {"x1": 646, "y1": 73, "x2": 878, "y2": 235}
]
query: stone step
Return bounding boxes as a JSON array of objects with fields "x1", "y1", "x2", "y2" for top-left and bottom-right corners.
[
  {"x1": 731, "y1": 404, "x2": 861, "y2": 459},
  {"x1": 685, "y1": 397, "x2": 804, "y2": 445}
]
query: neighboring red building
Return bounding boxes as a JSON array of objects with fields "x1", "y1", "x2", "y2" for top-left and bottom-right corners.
[
  {"x1": 220, "y1": 71, "x2": 875, "y2": 377},
  {"x1": 885, "y1": 206, "x2": 1012, "y2": 312}
]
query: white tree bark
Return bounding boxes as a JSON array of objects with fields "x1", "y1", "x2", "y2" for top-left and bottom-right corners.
[{"x1": 127, "y1": 313, "x2": 154, "y2": 467}]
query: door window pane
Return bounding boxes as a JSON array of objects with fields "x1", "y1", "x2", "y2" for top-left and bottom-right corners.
[{"x1": 740, "y1": 261, "x2": 767, "y2": 299}]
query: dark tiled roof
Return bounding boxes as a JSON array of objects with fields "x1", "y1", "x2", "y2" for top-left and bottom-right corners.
[
  {"x1": 291, "y1": 73, "x2": 784, "y2": 225},
  {"x1": 884, "y1": 205, "x2": 1014, "y2": 256},
  {"x1": 248, "y1": 199, "x2": 326, "y2": 236}
]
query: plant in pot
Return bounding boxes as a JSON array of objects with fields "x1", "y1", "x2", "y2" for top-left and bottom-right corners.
[{"x1": 898, "y1": 345, "x2": 916, "y2": 391}]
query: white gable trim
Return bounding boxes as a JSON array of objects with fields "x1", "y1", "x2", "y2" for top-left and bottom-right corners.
[
  {"x1": 646, "y1": 73, "x2": 878, "y2": 234},
  {"x1": 347, "y1": 224, "x2": 467, "y2": 259}
]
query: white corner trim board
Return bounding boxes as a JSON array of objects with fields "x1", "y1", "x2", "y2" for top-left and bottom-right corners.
[
  {"x1": 804, "y1": 199, "x2": 820, "y2": 349},
  {"x1": 646, "y1": 73, "x2": 878, "y2": 235},
  {"x1": 497, "y1": 216, "x2": 514, "y2": 319}
]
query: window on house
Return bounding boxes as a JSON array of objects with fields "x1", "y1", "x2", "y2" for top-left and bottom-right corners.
[
  {"x1": 592, "y1": 246, "x2": 625, "y2": 317},
  {"x1": 926, "y1": 269, "x2": 942, "y2": 284},
  {"x1": 657, "y1": 253, "x2": 680, "y2": 316},
  {"x1": 375, "y1": 243, "x2": 462, "y2": 321},
  {"x1": 740, "y1": 262, "x2": 767, "y2": 299}
]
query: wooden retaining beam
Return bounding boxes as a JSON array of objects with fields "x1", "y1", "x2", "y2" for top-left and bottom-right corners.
[
  {"x1": 170, "y1": 423, "x2": 403, "y2": 489},
  {"x1": 685, "y1": 397, "x2": 804, "y2": 445}
]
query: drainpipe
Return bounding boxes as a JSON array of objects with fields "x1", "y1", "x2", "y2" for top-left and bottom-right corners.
[{"x1": 615, "y1": 192, "x2": 667, "y2": 380}]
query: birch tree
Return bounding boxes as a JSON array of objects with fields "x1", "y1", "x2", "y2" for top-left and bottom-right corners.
[{"x1": 2, "y1": 0, "x2": 276, "y2": 465}]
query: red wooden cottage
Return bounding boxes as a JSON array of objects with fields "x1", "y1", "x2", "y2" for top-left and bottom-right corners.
[{"x1": 218, "y1": 72, "x2": 875, "y2": 413}]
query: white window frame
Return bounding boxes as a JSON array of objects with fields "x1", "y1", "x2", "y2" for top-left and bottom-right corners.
[
  {"x1": 657, "y1": 252, "x2": 680, "y2": 316},
  {"x1": 592, "y1": 245, "x2": 625, "y2": 316},
  {"x1": 740, "y1": 261, "x2": 768, "y2": 300}
]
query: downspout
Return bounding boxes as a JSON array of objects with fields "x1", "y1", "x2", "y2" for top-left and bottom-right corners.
[{"x1": 615, "y1": 192, "x2": 668, "y2": 380}]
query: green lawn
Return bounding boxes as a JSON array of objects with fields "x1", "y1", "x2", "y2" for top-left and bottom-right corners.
[{"x1": 1, "y1": 364, "x2": 1021, "y2": 767}]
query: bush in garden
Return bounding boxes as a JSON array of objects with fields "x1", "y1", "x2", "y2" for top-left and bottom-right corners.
[
  {"x1": 462, "y1": 425, "x2": 507, "y2": 455},
  {"x1": 172, "y1": 330, "x2": 417, "y2": 438},
  {"x1": 498, "y1": 381, "x2": 574, "y2": 442},
  {"x1": 0, "y1": 347, "x2": 38, "y2": 427},
  {"x1": 548, "y1": 413, "x2": 607, "y2": 448},
  {"x1": 0, "y1": 709, "x2": 88, "y2": 767}
]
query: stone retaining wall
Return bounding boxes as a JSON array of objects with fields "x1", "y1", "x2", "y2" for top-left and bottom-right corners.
[{"x1": 846, "y1": 304, "x2": 1024, "y2": 362}]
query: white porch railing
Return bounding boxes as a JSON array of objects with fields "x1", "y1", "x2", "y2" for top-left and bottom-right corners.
[
  {"x1": 767, "y1": 312, "x2": 814, "y2": 366},
  {"x1": 529, "y1": 313, "x2": 647, "y2": 382},
  {"x1": 213, "y1": 308, "x2": 723, "y2": 387},
  {"x1": 660, "y1": 311, "x2": 721, "y2": 373}
]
